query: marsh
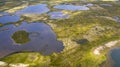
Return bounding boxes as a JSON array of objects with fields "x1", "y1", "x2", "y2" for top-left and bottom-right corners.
[{"x1": 0, "y1": 0, "x2": 120, "y2": 67}]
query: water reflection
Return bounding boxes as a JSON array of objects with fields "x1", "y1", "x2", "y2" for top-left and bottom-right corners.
[
  {"x1": 0, "y1": 15, "x2": 20, "y2": 24},
  {"x1": 0, "y1": 22, "x2": 64, "y2": 58},
  {"x1": 15, "y1": 4, "x2": 50, "y2": 15},
  {"x1": 54, "y1": 4, "x2": 89, "y2": 11},
  {"x1": 48, "y1": 11, "x2": 69, "y2": 19}
]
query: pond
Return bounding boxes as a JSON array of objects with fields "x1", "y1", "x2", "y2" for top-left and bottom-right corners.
[
  {"x1": 114, "y1": 16, "x2": 120, "y2": 23},
  {"x1": 54, "y1": 4, "x2": 89, "y2": 11},
  {"x1": 0, "y1": 22, "x2": 64, "y2": 58},
  {"x1": 0, "y1": 15, "x2": 20, "y2": 24},
  {"x1": 0, "y1": 12, "x2": 9, "y2": 16},
  {"x1": 15, "y1": 4, "x2": 50, "y2": 15}
]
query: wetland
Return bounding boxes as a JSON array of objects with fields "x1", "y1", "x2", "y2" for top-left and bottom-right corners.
[{"x1": 0, "y1": 0, "x2": 120, "y2": 67}]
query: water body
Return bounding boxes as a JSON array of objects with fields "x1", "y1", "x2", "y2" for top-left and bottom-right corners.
[
  {"x1": 74, "y1": 39, "x2": 89, "y2": 45},
  {"x1": 0, "y1": 15, "x2": 20, "y2": 24},
  {"x1": 0, "y1": 12, "x2": 9, "y2": 16},
  {"x1": 111, "y1": 48, "x2": 120, "y2": 67},
  {"x1": 48, "y1": 11, "x2": 69, "y2": 19},
  {"x1": 15, "y1": 4, "x2": 50, "y2": 15},
  {"x1": 0, "y1": 22, "x2": 64, "y2": 58},
  {"x1": 54, "y1": 4, "x2": 89, "y2": 11}
]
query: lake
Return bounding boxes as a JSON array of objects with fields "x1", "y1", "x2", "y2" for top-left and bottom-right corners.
[{"x1": 0, "y1": 22, "x2": 64, "y2": 58}]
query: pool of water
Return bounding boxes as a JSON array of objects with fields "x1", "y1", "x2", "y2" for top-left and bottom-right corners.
[
  {"x1": 0, "y1": 22, "x2": 64, "y2": 58},
  {"x1": 54, "y1": 4, "x2": 89, "y2": 11},
  {"x1": 48, "y1": 11, "x2": 69, "y2": 19},
  {"x1": 111, "y1": 48, "x2": 120, "y2": 67},
  {"x1": 0, "y1": 12, "x2": 9, "y2": 16},
  {"x1": 0, "y1": 15, "x2": 20, "y2": 24},
  {"x1": 15, "y1": 4, "x2": 50, "y2": 15}
]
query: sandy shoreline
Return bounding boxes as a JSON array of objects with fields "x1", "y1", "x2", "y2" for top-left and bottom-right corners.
[
  {"x1": 100, "y1": 46, "x2": 120, "y2": 67},
  {"x1": 100, "y1": 49, "x2": 115, "y2": 67},
  {"x1": 93, "y1": 40, "x2": 120, "y2": 67},
  {"x1": 93, "y1": 40, "x2": 120, "y2": 55}
]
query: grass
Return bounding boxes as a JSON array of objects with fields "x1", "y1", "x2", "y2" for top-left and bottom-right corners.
[{"x1": 0, "y1": 53, "x2": 51, "y2": 67}]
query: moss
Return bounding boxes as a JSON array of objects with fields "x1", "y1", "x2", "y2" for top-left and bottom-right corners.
[
  {"x1": 0, "y1": 53, "x2": 51, "y2": 67},
  {"x1": 11, "y1": 30, "x2": 30, "y2": 44}
]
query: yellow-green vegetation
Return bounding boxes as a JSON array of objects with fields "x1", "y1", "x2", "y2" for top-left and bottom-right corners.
[
  {"x1": 0, "y1": 23, "x2": 3, "y2": 27},
  {"x1": 12, "y1": 30, "x2": 30, "y2": 44},
  {"x1": 21, "y1": 14, "x2": 49, "y2": 22},
  {"x1": 0, "y1": 1, "x2": 120, "y2": 67},
  {"x1": 5, "y1": 3, "x2": 28, "y2": 13},
  {"x1": 1, "y1": 53, "x2": 51, "y2": 67}
]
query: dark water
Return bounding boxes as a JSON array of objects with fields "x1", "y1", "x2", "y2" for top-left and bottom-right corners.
[
  {"x1": 0, "y1": 15, "x2": 20, "y2": 24},
  {"x1": 54, "y1": 4, "x2": 89, "y2": 11},
  {"x1": 48, "y1": 11, "x2": 69, "y2": 19},
  {"x1": 75, "y1": 39, "x2": 89, "y2": 45},
  {"x1": 0, "y1": 22, "x2": 64, "y2": 58},
  {"x1": 15, "y1": 4, "x2": 50, "y2": 15},
  {"x1": 111, "y1": 48, "x2": 120, "y2": 67}
]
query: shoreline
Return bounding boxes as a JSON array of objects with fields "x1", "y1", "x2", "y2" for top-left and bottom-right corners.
[
  {"x1": 93, "y1": 40, "x2": 120, "y2": 55},
  {"x1": 100, "y1": 46, "x2": 120, "y2": 67},
  {"x1": 100, "y1": 42, "x2": 120, "y2": 67},
  {"x1": 93, "y1": 40, "x2": 120, "y2": 67},
  {"x1": 100, "y1": 48, "x2": 115, "y2": 67}
]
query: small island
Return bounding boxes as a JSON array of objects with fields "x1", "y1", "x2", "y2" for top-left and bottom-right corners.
[{"x1": 12, "y1": 30, "x2": 30, "y2": 44}]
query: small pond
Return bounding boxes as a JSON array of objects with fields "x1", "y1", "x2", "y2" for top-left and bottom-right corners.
[
  {"x1": 54, "y1": 4, "x2": 89, "y2": 11},
  {"x1": 0, "y1": 22, "x2": 64, "y2": 58},
  {"x1": 15, "y1": 4, "x2": 50, "y2": 15},
  {"x1": 0, "y1": 15, "x2": 20, "y2": 24},
  {"x1": 114, "y1": 16, "x2": 120, "y2": 23}
]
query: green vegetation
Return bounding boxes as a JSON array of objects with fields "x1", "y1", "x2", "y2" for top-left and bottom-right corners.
[
  {"x1": 12, "y1": 30, "x2": 30, "y2": 44},
  {"x1": 0, "y1": 1, "x2": 120, "y2": 67},
  {"x1": 1, "y1": 53, "x2": 51, "y2": 67},
  {"x1": 0, "y1": 23, "x2": 3, "y2": 27}
]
